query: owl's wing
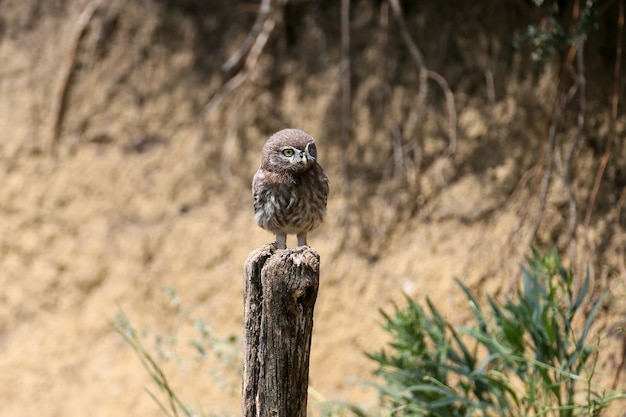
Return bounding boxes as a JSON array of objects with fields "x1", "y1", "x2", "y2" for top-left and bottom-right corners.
[
  {"x1": 319, "y1": 167, "x2": 330, "y2": 203},
  {"x1": 252, "y1": 168, "x2": 264, "y2": 213}
]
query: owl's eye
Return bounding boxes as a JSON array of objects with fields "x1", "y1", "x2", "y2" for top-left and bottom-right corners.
[{"x1": 282, "y1": 148, "x2": 294, "y2": 157}]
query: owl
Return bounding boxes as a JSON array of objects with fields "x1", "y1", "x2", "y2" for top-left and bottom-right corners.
[{"x1": 252, "y1": 128, "x2": 329, "y2": 249}]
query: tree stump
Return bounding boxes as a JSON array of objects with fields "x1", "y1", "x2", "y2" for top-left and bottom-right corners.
[{"x1": 242, "y1": 244, "x2": 320, "y2": 417}]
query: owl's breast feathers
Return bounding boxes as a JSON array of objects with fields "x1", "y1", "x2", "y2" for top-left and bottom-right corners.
[{"x1": 252, "y1": 164, "x2": 329, "y2": 235}]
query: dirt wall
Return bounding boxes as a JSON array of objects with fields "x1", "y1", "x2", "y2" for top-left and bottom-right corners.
[{"x1": 0, "y1": 1, "x2": 624, "y2": 416}]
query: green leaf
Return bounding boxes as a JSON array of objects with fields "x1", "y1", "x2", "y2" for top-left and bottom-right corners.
[
  {"x1": 567, "y1": 293, "x2": 605, "y2": 370},
  {"x1": 570, "y1": 263, "x2": 591, "y2": 320}
]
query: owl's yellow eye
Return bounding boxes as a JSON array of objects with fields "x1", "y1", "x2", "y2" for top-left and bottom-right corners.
[{"x1": 282, "y1": 149, "x2": 294, "y2": 157}]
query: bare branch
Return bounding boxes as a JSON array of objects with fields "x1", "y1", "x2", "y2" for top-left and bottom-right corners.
[
  {"x1": 585, "y1": 0, "x2": 623, "y2": 227},
  {"x1": 222, "y1": 0, "x2": 273, "y2": 74},
  {"x1": 615, "y1": 185, "x2": 626, "y2": 283},
  {"x1": 428, "y1": 70, "x2": 457, "y2": 154},
  {"x1": 565, "y1": 37, "x2": 586, "y2": 257},
  {"x1": 523, "y1": 93, "x2": 564, "y2": 254},
  {"x1": 340, "y1": 0, "x2": 351, "y2": 190},
  {"x1": 389, "y1": 0, "x2": 427, "y2": 162},
  {"x1": 389, "y1": 0, "x2": 457, "y2": 158},
  {"x1": 201, "y1": 2, "x2": 279, "y2": 121},
  {"x1": 48, "y1": 0, "x2": 102, "y2": 155}
]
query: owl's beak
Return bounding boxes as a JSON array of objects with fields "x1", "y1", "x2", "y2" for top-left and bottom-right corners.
[{"x1": 300, "y1": 153, "x2": 308, "y2": 166}]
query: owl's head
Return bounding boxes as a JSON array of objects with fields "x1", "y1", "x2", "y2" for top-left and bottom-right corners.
[{"x1": 261, "y1": 128, "x2": 319, "y2": 173}]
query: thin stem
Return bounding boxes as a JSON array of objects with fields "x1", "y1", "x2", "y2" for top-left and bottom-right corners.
[
  {"x1": 565, "y1": 37, "x2": 586, "y2": 258},
  {"x1": 585, "y1": 0, "x2": 623, "y2": 226},
  {"x1": 340, "y1": 0, "x2": 351, "y2": 193}
]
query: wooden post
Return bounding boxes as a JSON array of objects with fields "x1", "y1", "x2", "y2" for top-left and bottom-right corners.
[{"x1": 242, "y1": 244, "x2": 320, "y2": 417}]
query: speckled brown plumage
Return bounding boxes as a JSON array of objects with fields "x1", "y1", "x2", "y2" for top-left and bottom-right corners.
[{"x1": 252, "y1": 129, "x2": 329, "y2": 249}]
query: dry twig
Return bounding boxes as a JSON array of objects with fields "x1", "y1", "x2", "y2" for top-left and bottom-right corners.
[
  {"x1": 200, "y1": 0, "x2": 282, "y2": 122},
  {"x1": 611, "y1": 331, "x2": 626, "y2": 391},
  {"x1": 564, "y1": 37, "x2": 586, "y2": 258},
  {"x1": 222, "y1": 0, "x2": 273, "y2": 74},
  {"x1": 585, "y1": 0, "x2": 623, "y2": 227},
  {"x1": 48, "y1": 0, "x2": 102, "y2": 154},
  {"x1": 524, "y1": 94, "x2": 562, "y2": 252},
  {"x1": 616, "y1": 185, "x2": 626, "y2": 280},
  {"x1": 335, "y1": 0, "x2": 355, "y2": 252},
  {"x1": 427, "y1": 70, "x2": 457, "y2": 154},
  {"x1": 340, "y1": 0, "x2": 351, "y2": 191},
  {"x1": 388, "y1": 0, "x2": 427, "y2": 165},
  {"x1": 522, "y1": 1, "x2": 590, "y2": 256},
  {"x1": 388, "y1": 0, "x2": 457, "y2": 163}
]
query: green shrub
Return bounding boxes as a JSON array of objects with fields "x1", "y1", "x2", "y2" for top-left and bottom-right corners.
[{"x1": 368, "y1": 249, "x2": 624, "y2": 416}]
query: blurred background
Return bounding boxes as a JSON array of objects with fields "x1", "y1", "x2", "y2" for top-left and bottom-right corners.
[{"x1": 0, "y1": 0, "x2": 624, "y2": 416}]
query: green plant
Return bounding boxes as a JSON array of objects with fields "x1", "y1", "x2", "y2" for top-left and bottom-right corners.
[
  {"x1": 514, "y1": 1, "x2": 598, "y2": 62},
  {"x1": 116, "y1": 285, "x2": 366, "y2": 417},
  {"x1": 115, "y1": 309, "x2": 197, "y2": 417},
  {"x1": 367, "y1": 249, "x2": 625, "y2": 416},
  {"x1": 114, "y1": 285, "x2": 241, "y2": 417}
]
